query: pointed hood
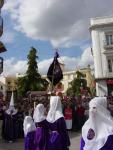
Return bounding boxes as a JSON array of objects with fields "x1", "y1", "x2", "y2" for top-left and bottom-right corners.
[
  {"x1": 82, "y1": 97, "x2": 113, "y2": 150},
  {"x1": 10, "y1": 92, "x2": 14, "y2": 107},
  {"x1": 46, "y1": 96, "x2": 64, "y2": 123},
  {"x1": 33, "y1": 104, "x2": 46, "y2": 123},
  {"x1": 6, "y1": 92, "x2": 17, "y2": 115},
  {"x1": 23, "y1": 116, "x2": 36, "y2": 136}
]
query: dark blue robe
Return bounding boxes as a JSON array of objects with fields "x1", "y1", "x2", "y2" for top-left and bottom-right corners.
[
  {"x1": 47, "y1": 117, "x2": 70, "y2": 150},
  {"x1": 17, "y1": 111, "x2": 24, "y2": 138},
  {"x1": 35, "y1": 120, "x2": 49, "y2": 150},
  {"x1": 24, "y1": 131, "x2": 35, "y2": 150},
  {"x1": 80, "y1": 135, "x2": 113, "y2": 150},
  {"x1": 3, "y1": 112, "x2": 18, "y2": 142}
]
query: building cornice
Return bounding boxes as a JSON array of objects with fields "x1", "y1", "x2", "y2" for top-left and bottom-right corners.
[
  {"x1": 90, "y1": 22, "x2": 113, "y2": 30},
  {"x1": 103, "y1": 50, "x2": 113, "y2": 55},
  {"x1": 95, "y1": 77, "x2": 113, "y2": 81}
]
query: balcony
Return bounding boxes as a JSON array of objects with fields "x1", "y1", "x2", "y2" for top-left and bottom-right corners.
[
  {"x1": 104, "y1": 40, "x2": 113, "y2": 49},
  {"x1": 0, "y1": 0, "x2": 4, "y2": 8}
]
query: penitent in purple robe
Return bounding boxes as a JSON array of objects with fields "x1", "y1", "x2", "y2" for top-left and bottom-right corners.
[
  {"x1": 24, "y1": 131, "x2": 35, "y2": 150},
  {"x1": 80, "y1": 135, "x2": 113, "y2": 150},
  {"x1": 35, "y1": 120, "x2": 49, "y2": 150},
  {"x1": 47, "y1": 117, "x2": 70, "y2": 150}
]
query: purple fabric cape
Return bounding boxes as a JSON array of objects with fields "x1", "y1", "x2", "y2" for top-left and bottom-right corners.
[
  {"x1": 47, "y1": 117, "x2": 70, "y2": 150},
  {"x1": 35, "y1": 120, "x2": 49, "y2": 150},
  {"x1": 24, "y1": 131, "x2": 35, "y2": 150}
]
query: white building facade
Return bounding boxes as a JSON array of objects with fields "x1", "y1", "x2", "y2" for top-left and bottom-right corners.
[
  {"x1": 90, "y1": 16, "x2": 113, "y2": 96},
  {"x1": 0, "y1": 76, "x2": 6, "y2": 97},
  {"x1": 42, "y1": 67, "x2": 94, "y2": 94}
]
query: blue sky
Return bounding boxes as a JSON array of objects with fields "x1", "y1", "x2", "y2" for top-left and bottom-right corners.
[
  {"x1": 1, "y1": 0, "x2": 113, "y2": 76},
  {"x1": 1, "y1": 12, "x2": 83, "y2": 60}
]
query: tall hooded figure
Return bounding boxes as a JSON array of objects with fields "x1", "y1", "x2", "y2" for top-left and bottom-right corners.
[
  {"x1": 23, "y1": 116, "x2": 36, "y2": 150},
  {"x1": 3, "y1": 92, "x2": 18, "y2": 142},
  {"x1": 81, "y1": 97, "x2": 113, "y2": 150},
  {"x1": 46, "y1": 96, "x2": 70, "y2": 150},
  {"x1": 33, "y1": 103, "x2": 49, "y2": 150}
]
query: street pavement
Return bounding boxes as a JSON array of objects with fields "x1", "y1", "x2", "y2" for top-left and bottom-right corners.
[
  {"x1": 70, "y1": 131, "x2": 81, "y2": 150},
  {"x1": 0, "y1": 131, "x2": 81, "y2": 150}
]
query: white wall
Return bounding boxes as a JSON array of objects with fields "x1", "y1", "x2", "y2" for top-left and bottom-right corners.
[
  {"x1": 91, "y1": 29, "x2": 103, "y2": 78},
  {"x1": 0, "y1": 76, "x2": 6, "y2": 97},
  {"x1": 96, "y1": 81, "x2": 108, "y2": 96},
  {"x1": 91, "y1": 16, "x2": 113, "y2": 96},
  {"x1": 90, "y1": 16, "x2": 113, "y2": 26}
]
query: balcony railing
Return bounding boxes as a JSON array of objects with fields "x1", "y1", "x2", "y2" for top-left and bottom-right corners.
[
  {"x1": 0, "y1": 0, "x2": 4, "y2": 8},
  {"x1": 104, "y1": 40, "x2": 113, "y2": 49}
]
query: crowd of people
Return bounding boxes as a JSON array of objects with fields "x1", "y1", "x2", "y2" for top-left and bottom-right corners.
[
  {"x1": 1, "y1": 92, "x2": 113, "y2": 150},
  {"x1": 0, "y1": 93, "x2": 70, "y2": 150},
  {"x1": 0, "y1": 93, "x2": 91, "y2": 138}
]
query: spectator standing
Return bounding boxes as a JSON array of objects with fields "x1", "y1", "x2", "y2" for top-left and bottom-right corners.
[
  {"x1": 64, "y1": 104, "x2": 72, "y2": 130},
  {"x1": 76, "y1": 104, "x2": 85, "y2": 130}
]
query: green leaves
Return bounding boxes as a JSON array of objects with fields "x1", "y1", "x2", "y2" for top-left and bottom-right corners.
[
  {"x1": 17, "y1": 47, "x2": 49, "y2": 97},
  {"x1": 66, "y1": 71, "x2": 88, "y2": 96}
]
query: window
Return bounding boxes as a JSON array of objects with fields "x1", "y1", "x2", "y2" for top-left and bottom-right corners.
[
  {"x1": 84, "y1": 74, "x2": 86, "y2": 77},
  {"x1": 108, "y1": 59, "x2": 113, "y2": 72},
  {"x1": 8, "y1": 81, "x2": 10, "y2": 84},
  {"x1": 106, "y1": 34, "x2": 113, "y2": 45},
  {"x1": 8, "y1": 86, "x2": 11, "y2": 90}
]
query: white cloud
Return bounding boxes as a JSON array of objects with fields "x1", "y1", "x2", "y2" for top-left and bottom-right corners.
[
  {"x1": 3, "y1": 58, "x2": 27, "y2": 76},
  {"x1": 39, "y1": 47, "x2": 94, "y2": 74},
  {"x1": 2, "y1": 47, "x2": 93, "y2": 76},
  {"x1": 3, "y1": 0, "x2": 21, "y2": 20},
  {"x1": 79, "y1": 47, "x2": 94, "y2": 67},
  {"x1": 3, "y1": 0, "x2": 113, "y2": 48}
]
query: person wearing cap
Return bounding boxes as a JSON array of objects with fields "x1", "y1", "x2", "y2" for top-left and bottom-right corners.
[
  {"x1": 33, "y1": 103, "x2": 49, "y2": 150},
  {"x1": 80, "y1": 96, "x2": 113, "y2": 150},
  {"x1": 46, "y1": 96, "x2": 70, "y2": 150},
  {"x1": 3, "y1": 92, "x2": 18, "y2": 142},
  {"x1": 23, "y1": 116, "x2": 36, "y2": 150}
]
